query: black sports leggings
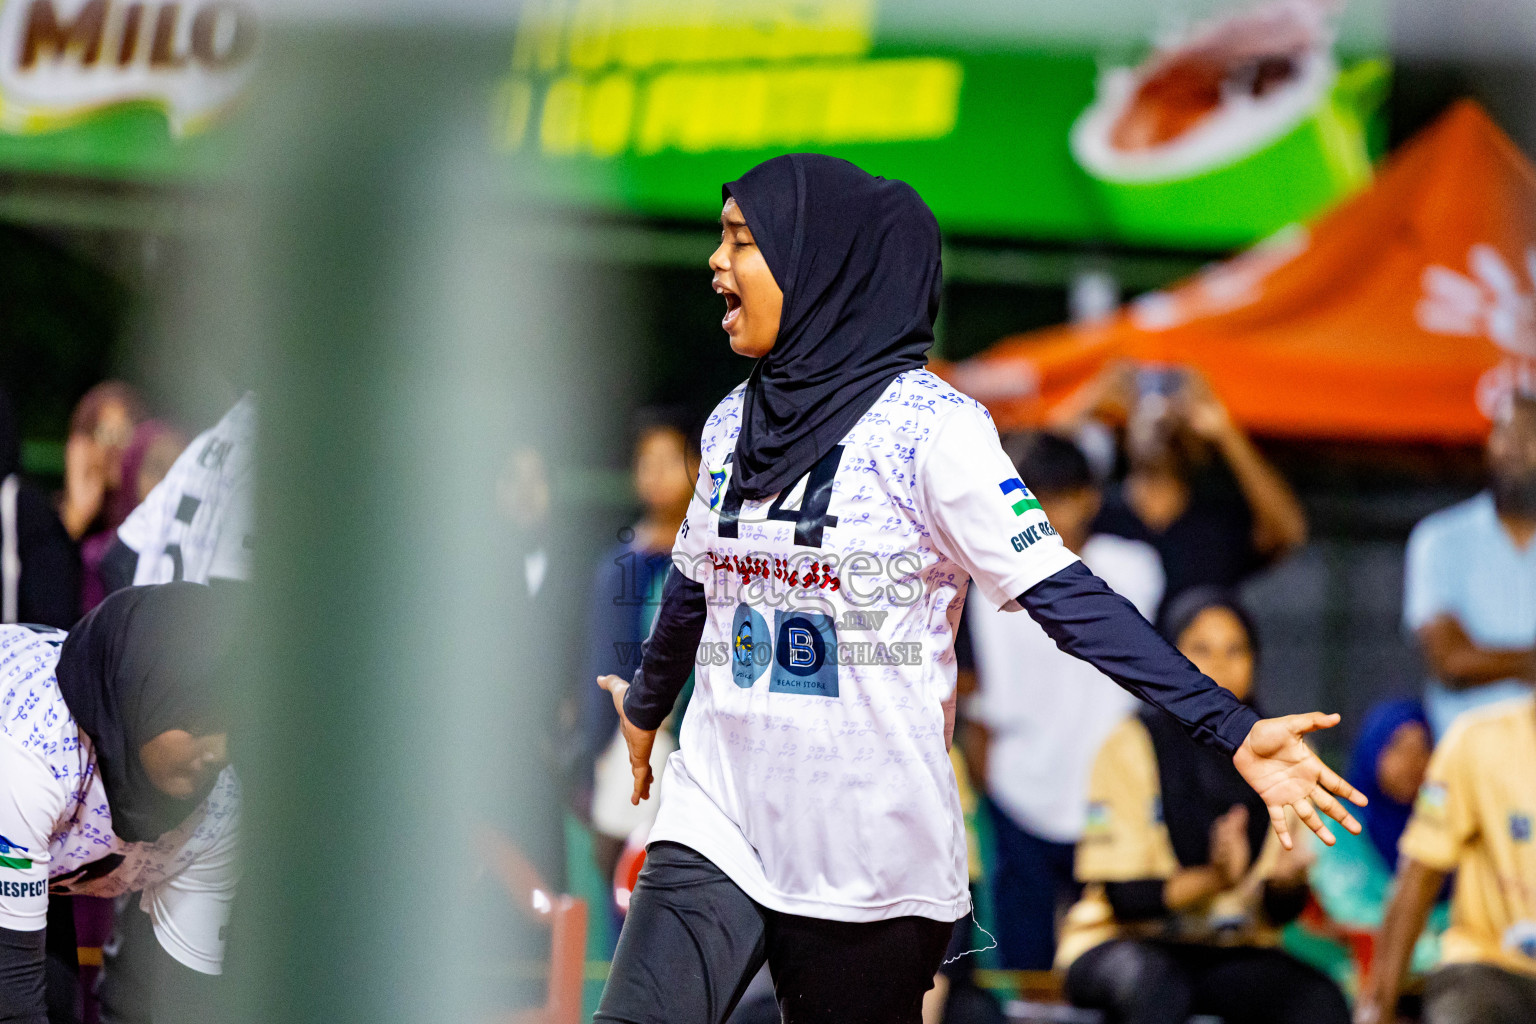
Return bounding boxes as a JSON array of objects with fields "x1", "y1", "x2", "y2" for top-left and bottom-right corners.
[
  {"x1": 1064, "y1": 938, "x2": 1350, "y2": 1024},
  {"x1": 595, "y1": 842, "x2": 956, "y2": 1024}
]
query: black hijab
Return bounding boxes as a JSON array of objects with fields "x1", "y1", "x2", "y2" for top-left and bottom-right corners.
[
  {"x1": 1140, "y1": 588, "x2": 1269, "y2": 867},
  {"x1": 723, "y1": 154, "x2": 941, "y2": 499},
  {"x1": 55, "y1": 583, "x2": 232, "y2": 842}
]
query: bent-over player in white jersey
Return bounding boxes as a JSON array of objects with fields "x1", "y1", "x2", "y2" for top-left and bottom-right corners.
[
  {"x1": 0, "y1": 584, "x2": 237, "y2": 1024},
  {"x1": 592, "y1": 155, "x2": 1367, "y2": 1024}
]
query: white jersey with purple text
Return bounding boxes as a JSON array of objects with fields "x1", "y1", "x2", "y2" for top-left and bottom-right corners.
[
  {"x1": 118, "y1": 393, "x2": 256, "y2": 586},
  {"x1": 653, "y1": 369, "x2": 1078, "y2": 923}
]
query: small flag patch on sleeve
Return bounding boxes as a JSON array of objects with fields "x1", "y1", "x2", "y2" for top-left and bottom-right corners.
[{"x1": 1000, "y1": 478, "x2": 1043, "y2": 516}]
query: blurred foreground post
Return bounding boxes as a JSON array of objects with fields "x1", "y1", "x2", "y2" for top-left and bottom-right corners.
[{"x1": 221, "y1": 19, "x2": 576, "y2": 1024}]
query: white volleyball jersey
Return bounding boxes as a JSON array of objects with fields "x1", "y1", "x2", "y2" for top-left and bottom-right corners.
[
  {"x1": 0, "y1": 626, "x2": 239, "y2": 975},
  {"x1": 651, "y1": 369, "x2": 1078, "y2": 923},
  {"x1": 118, "y1": 393, "x2": 256, "y2": 585}
]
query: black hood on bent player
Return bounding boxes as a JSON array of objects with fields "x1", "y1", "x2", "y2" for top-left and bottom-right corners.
[
  {"x1": 55, "y1": 582, "x2": 232, "y2": 843},
  {"x1": 723, "y1": 154, "x2": 942, "y2": 500}
]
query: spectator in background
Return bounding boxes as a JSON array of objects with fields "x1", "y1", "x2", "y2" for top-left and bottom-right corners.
[
  {"x1": 79, "y1": 421, "x2": 187, "y2": 613},
  {"x1": 1356, "y1": 692, "x2": 1536, "y2": 1024},
  {"x1": 0, "y1": 388, "x2": 80, "y2": 629},
  {"x1": 1058, "y1": 589, "x2": 1349, "y2": 1024},
  {"x1": 1057, "y1": 361, "x2": 1308, "y2": 608},
  {"x1": 1404, "y1": 392, "x2": 1536, "y2": 738},
  {"x1": 57, "y1": 381, "x2": 144, "y2": 545},
  {"x1": 962, "y1": 433, "x2": 1164, "y2": 970},
  {"x1": 577, "y1": 409, "x2": 699, "y2": 915},
  {"x1": 1309, "y1": 700, "x2": 1446, "y2": 981}
]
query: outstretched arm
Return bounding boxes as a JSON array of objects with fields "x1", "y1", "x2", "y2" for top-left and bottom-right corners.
[
  {"x1": 596, "y1": 566, "x2": 707, "y2": 805},
  {"x1": 1020, "y1": 562, "x2": 1364, "y2": 848}
]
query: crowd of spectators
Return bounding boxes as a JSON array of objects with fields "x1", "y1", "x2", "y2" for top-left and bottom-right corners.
[
  {"x1": 563, "y1": 372, "x2": 1536, "y2": 1024},
  {"x1": 12, "y1": 364, "x2": 1532, "y2": 1024},
  {"x1": 0, "y1": 381, "x2": 186, "y2": 632}
]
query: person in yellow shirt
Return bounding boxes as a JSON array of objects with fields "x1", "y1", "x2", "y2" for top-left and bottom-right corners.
[
  {"x1": 1058, "y1": 589, "x2": 1350, "y2": 1024},
  {"x1": 1355, "y1": 695, "x2": 1536, "y2": 1024}
]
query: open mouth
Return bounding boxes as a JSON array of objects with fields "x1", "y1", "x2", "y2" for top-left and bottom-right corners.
[{"x1": 721, "y1": 288, "x2": 742, "y2": 330}]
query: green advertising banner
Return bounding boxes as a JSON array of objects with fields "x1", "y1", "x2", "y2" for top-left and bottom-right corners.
[
  {"x1": 495, "y1": 0, "x2": 1388, "y2": 247},
  {"x1": 0, "y1": 0, "x2": 1385, "y2": 248}
]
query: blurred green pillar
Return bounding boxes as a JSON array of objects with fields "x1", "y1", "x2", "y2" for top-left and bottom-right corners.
[{"x1": 228, "y1": 21, "x2": 570, "y2": 1024}]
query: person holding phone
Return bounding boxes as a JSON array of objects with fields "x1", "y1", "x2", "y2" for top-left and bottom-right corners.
[{"x1": 1055, "y1": 361, "x2": 1309, "y2": 609}]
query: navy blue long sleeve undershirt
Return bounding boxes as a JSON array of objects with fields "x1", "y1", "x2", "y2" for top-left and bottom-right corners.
[
  {"x1": 1019, "y1": 562, "x2": 1260, "y2": 755},
  {"x1": 623, "y1": 568, "x2": 708, "y2": 731},
  {"x1": 623, "y1": 562, "x2": 1260, "y2": 756}
]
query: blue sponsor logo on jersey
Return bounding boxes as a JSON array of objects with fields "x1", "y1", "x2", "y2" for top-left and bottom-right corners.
[
  {"x1": 769, "y1": 611, "x2": 839, "y2": 698},
  {"x1": 709, "y1": 467, "x2": 729, "y2": 511},
  {"x1": 731, "y1": 604, "x2": 772, "y2": 689},
  {"x1": 1511, "y1": 813, "x2": 1532, "y2": 843}
]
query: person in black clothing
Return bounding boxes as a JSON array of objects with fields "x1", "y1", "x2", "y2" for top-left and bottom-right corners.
[
  {"x1": 0, "y1": 389, "x2": 81, "y2": 630},
  {"x1": 1057, "y1": 362, "x2": 1308, "y2": 608},
  {"x1": 1060, "y1": 589, "x2": 1350, "y2": 1024}
]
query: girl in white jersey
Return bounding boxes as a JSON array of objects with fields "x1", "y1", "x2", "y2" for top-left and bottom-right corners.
[
  {"x1": 595, "y1": 155, "x2": 1366, "y2": 1024},
  {"x1": 0, "y1": 584, "x2": 237, "y2": 1024}
]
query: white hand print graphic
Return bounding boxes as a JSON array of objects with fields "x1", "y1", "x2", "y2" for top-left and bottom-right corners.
[{"x1": 1416, "y1": 244, "x2": 1536, "y2": 359}]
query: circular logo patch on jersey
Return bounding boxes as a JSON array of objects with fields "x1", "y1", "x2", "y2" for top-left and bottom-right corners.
[{"x1": 731, "y1": 603, "x2": 771, "y2": 688}]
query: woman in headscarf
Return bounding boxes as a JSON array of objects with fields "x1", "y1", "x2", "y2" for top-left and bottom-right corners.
[
  {"x1": 593, "y1": 154, "x2": 1364, "y2": 1024},
  {"x1": 79, "y1": 421, "x2": 189, "y2": 613},
  {"x1": 0, "y1": 388, "x2": 81, "y2": 630},
  {"x1": 1309, "y1": 699, "x2": 1447, "y2": 981},
  {"x1": 1057, "y1": 589, "x2": 1350, "y2": 1024},
  {"x1": 0, "y1": 583, "x2": 238, "y2": 1024},
  {"x1": 57, "y1": 382, "x2": 145, "y2": 546}
]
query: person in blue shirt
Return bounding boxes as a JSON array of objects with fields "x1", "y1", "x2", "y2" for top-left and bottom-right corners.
[{"x1": 1404, "y1": 393, "x2": 1536, "y2": 738}]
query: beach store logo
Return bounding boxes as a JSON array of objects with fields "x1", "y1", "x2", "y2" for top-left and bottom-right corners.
[
  {"x1": 0, "y1": 833, "x2": 32, "y2": 870},
  {"x1": 1000, "y1": 477, "x2": 1042, "y2": 516},
  {"x1": 0, "y1": 0, "x2": 258, "y2": 135},
  {"x1": 1416, "y1": 243, "x2": 1536, "y2": 418}
]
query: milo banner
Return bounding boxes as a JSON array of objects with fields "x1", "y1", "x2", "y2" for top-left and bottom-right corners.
[{"x1": 0, "y1": 0, "x2": 254, "y2": 180}]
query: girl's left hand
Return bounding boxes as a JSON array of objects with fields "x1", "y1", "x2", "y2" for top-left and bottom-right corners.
[{"x1": 1233, "y1": 713, "x2": 1367, "y2": 850}]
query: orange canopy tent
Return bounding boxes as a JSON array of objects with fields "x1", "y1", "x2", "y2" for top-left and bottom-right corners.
[{"x1": 944, "y1": 100, "x2": 1536, "y2": 445}]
